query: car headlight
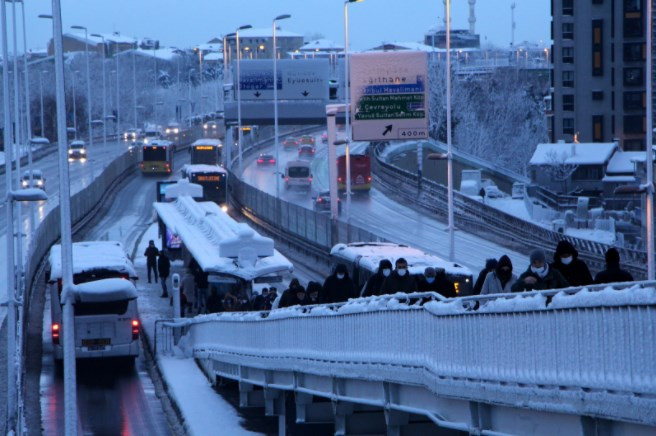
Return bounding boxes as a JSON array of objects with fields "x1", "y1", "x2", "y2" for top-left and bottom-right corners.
[
  {"x1": 174, "y1": 128, "x2": 179, "y2": 134},
  {"x1": 221, "y1": 205, "x2": 228, "y2": 212},
  {"x1": 21, "y1": 181, "x2": 28, "y2": 187},
  {"x1": 68, "y1": 149, "x2": 73, "y2": 154},
  {"x1": 36, "y1": 180, "x2": 43, "y2": 186},
  {"x1": 80, "y1": 149, "x2": 86, "y2": 154},
  {"x1": 203, "y1": 124, "x2": 208, "y2": 129}
]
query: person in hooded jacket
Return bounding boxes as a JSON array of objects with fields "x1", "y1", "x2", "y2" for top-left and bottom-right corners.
[
  {"x1": 481, "y1": 255, "x2": 517, "y2": 294},
  {"x1": 279, "y1": 279, "x2": 307, "y2": 308},
  {"x1": 305, "y1": 281, "x2": 322, "y2": 305},
  {"x1": 417, "y1": 267, "x2": 456, "y2": 298},
  {"x1": 550, "y1": 240, "x2": 592, "y2": 287},
  {"x1": 512, "y1": 248, "x2": 569, "y2": 292},
  {"x1": 472, "y1": 258, "x2": 498, "y2": 295},
  {"x1": 322, "y1": 264, "x2": 356, "y2": 303},
  {"x1": 594, "y1": 248, "x2": 634, "y2": 284},
  {"x1": 361, "y1": 259, "x2": 393, "y2": 297},
  {"x1": 381, "y1": 258, "x2": 418, "y2": 294}
]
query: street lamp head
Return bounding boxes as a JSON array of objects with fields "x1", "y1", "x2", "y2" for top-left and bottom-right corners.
[
  {"x1": 334, "y1": 139, "x2": 348, "y2": 146},
  {"x1": 238, "y1": 25, "x2": 252, "y2": 31},
  {"x1": 38, "y1": 14, "x2": 53, "y2": 19},
  {"x1": 427, "y1": 152, "x2": 449, "y2": 160},
  {"x1": 71, "y1": 25, "x2": 86, "y2": 30},
  {"x1": 347, "y1": 0, "x2": 365, "y2": 3},
  {"x1": 90, "y1": 33, "x2": 102, "y2": 39},
  {"x1": 224, "y1": 32, "x2": 236, "y2": 38},
  {"x1": 275, "y1": 14, "x2": 291, "y2": 21}
]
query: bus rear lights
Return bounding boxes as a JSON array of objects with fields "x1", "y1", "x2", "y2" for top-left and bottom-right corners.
[
  {"x1": 52, "y1": 323, "x2": 60, "y2": 345},
  {"x1": 269, "y1": 159, "x2": 275, "y2": 163},
  {"x1": 131, "y1": 320, "x2": 140, "y2": 340}
]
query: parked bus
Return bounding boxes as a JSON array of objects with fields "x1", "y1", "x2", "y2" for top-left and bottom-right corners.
[
  {"x1": 190, "y1": 139, "x2": 222, "y2": 166},
  {"x1": 337, "y1": 154, "x2": 371, "y2": 192},
  {"x1": 141, "y1": 139, "x2": 174, "y2": 175},
  {"x1": 46, "y1": 241, "x2": 140, "y2": 364},
  {"x1": 330, "y1": 242, "x2": 473, "y2": 296},
  {"x1": 180, "y1": 164, "x2": 228, "y2": 209}
]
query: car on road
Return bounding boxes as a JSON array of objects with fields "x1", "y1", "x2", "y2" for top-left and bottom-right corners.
[
  {"x1": 68, "y1": 140, "x2": 87, "y2": 162},
  {"x1": 123, "y1": 128, "x2": 142, "y2": 141},
  {"x1": 21, "y1": 170, "x2": 46, "y2": 190},
  {"x1": 484, "y1": 185, "x2": 504, "y2": 199},
  {"x1": 284, "y1": 160, "x2": 312, "y2": 190},
  {"x1": 165, "y1": 122, "x2": 181, "y2": 135},
  {"x1": 321, "y1": 132, "x2": 328, "y2": 143},
  {"x1": 313, "y1": 190, "x2": 341, "y2": 214},
  {"x1": 283, "y1": 137, "x2": 299, "y2": 149},
  {"x1": 298, "y1": 145, "x2": 315, "y2": 158},
  {"x1": 204, "y1": 120, "x2": 218, "y2": 130},
  {"x1": 257, "y1": 153, "x2": 276, "y2": 165},
  {"x1": 299, "y1": 135, "x2": 315, "y2": 146}
]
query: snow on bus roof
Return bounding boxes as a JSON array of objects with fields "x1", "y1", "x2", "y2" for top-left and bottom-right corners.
[
  {"x1": 154, "y1": 196, "x2": 293, "y2": 280},
  {"x1": 148, "y1": 139, "x2": 173, "y2": 147},
  {"x1": 192, "y1": 138, "x2": 222, "y2": 147},
  {"x1": 181, "y1": 163, "x2": 227, "y2": 174},
  {"x1": 331, "y1": 242, "x2": 472, "y2": 276},
  {"x1": 75, "y1": 278, "x2": 137, "y2": 303},
  {"x1": 48, "y1": 241, "x2": 137, "y2": 281}
]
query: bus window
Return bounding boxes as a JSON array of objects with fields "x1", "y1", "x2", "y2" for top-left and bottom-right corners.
[
  {"x1": 288, "y1": 166, "x2": 310, "y2": 178},
  {"x1": 143, "y1": 146, "x2": 167, "y2": 161},
  {"x1": 74, "y1": 300, "x2": 131, "y2": 316}
]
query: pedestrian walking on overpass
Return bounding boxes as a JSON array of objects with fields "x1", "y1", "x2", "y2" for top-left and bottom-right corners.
[
  {"x1": 279, "y1": 278, "x2": 306, "y2": 308},
  {"x1": 381, "y1": 258, "x2": 418, "y2": 294},
  {"x1": 418, "y1": 267, "x2": 456, "y2": 298},
  {"x1": 473, "y1": 258, "x2": 498, "y2": 295},
  {"x1": 550, "y1": 240, "x2": 593, "y2": 287},
  {"x1": 306, "y1": 281, "x2": 322, "y2": 305},
  {"x1": 481, "y1": 255, "x2": 517, "y2": 295},
  {"x1": 361, "y1": 259, "x2": 392, "y2": 297},
  {"x1": 512, "y1": 248, "x2": 569, "y2": 293},
  {"x1": 322, "y1": 264, "x2": 356, "y2": 303},
  {"x1": 144, "y1": 240, "x2": 160, "y2": 283},
  {"x1": 594, "y1": 248, "x2": 634, "y2": 284},
  {"x1": 158, "y1": 250, "x2": 171, "y2": 298}
]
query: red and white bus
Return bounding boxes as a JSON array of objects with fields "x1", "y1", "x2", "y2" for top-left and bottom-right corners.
[{"x1": 337, "y1": 154, "x2": 371, "y2": 192}]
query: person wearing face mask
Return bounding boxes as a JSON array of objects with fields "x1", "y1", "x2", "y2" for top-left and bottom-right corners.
[
  {"x1": 305, "y1": 281, "x2": 322, "y2": 305},
  {"x1": 279, "y1": 278, "x2": 306, "y2": 308},
  {"x1": 361, "y1": 259, "x2": 393, "y2": 297},
  {"x1": 481, "y1": 255, "x2": 517, "y2": 295},
  {"x1": 550, "y1": 240, "x2": 592, "y2": 287},
  {"x1": 418, "y1": 267, "x2": 456, "y2": 298},
  {"x1": 512, "y1": 248, "x2": 569, "y2": 293},
  {"x1": 322, "y1": 264, "x2": 356, "y2": 303},
  {"x1": 381, "y1": 258, "x2": 418, "y2": 295}
]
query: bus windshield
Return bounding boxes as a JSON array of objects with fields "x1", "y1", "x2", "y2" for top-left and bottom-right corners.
[
  {"x1": 191, "y1": 147, "x2": 219, "y2": 165},
  {"x1": 288, "y1": 166, "x2": 310, "y2": 178},
  {"x1": 74, "y1": 299, "x2": 131, "y2": 316},
  {"x1": 143, "y1": 147, "x2": 167, "y2": 161}
]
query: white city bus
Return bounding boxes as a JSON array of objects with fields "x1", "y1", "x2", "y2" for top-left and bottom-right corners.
[{"x1": 46, "y1": 241, "x2": 140, "y2": 363}]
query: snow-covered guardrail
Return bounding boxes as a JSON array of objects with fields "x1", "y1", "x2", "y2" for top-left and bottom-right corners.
[{"x1": 163, "y1": 282, "x2": 656, "y2": 429}]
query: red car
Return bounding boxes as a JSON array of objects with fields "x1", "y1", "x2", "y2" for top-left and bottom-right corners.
[
  {"x1": 299, "y1": 135, "x2": 315, "y2": 145},
  {"x1": 256, "y1": 153, "x2": 276, "y2": 165},
  {"x1": 283, "y1": 138, "x2": 299, "y2": 148},
  {"x1": 298, "y1": 145, "x2": 315, "y2": 158},
  {"x1": 321, "y1": 132, "x2": 328, "y2": 143}
]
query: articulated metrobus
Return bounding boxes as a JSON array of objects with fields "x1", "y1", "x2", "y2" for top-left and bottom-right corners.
[
  {"x1": 180, "y1": 164, "x2": 228, "y2": 209},
  {"x1": 190, "y1": 139, "x2": 223, "y2": 166},
  {"x1": 46, "y1": 241, "x2": 140, "y2": 364},
  {"x1": 141, "y1": 139, "x2": 174, "y2": 174}
]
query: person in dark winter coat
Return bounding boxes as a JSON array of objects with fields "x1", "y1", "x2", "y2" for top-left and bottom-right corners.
[
  {"x1": 381, "y1": 258, "x2": 418, "y2": 294},
  {"x1": 206, "y1": 288, "x2": 223, "y2": 313},
  {"x1": 305, "y1": 282, "x2": 322, "y2": 305},
  {"x1": 473, "y1": 258, "x2": 498, "y2": 295},
  {"x1": 144, "y1": 240, "x2": 159, "y2": 283},
  {"x1": 594, "y1": 248, "x2": 634, "y2": 284},
  {"x1": 157, "y1": 250, "x2": 171, "y2": 297},
  {"x1": 361, "y1": 259, "x2": 393, "y2": 297},
  {"x1": 252, "y1": 288, "x2": 269, "y2": 311},
  {"x1": 512, "y1": 248, "x2": 569, "y2": 292},
  {"x1": 481, "y1": 255, "x2": 517, "y2": 294},
  {"x1": 417, "y1": 267, "x2": 456, "y2": 298},
  {"x1": 322, "y1": 264, "x2": 356, "y2": 303},
  {"x1": 550, "y1": 240, "x2": 593, "y2": 287},
  {"x1": 279, "y1": 278, "x2": 307, "y2": 308}
]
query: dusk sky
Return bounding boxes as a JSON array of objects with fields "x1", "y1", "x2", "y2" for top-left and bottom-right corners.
[{"x1": 23, "y1": 0, "x2": 550, "y2": 51}]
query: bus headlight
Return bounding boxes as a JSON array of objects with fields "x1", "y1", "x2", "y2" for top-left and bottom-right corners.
[{"x1": 221, "y1": 205, "x2": 228, "y2": 212}]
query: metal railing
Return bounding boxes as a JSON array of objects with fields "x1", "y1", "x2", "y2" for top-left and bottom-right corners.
[{"x1": 371, "y1": 144, "x2": 648, "y2": 278}]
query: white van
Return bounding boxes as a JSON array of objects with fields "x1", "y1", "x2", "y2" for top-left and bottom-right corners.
[
  {"x1": 284, "y1": 160, "x2": 312, "y2": 190},
  {"x1": 47, "y1": 241, "x2": 140, "y2": 363}
]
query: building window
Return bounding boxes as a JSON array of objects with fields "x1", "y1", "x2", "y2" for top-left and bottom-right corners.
[
  {"x1": 623, "y1": 43, "x2": 644, "y2": 61},
  {"x1": 562, "y1": 23, "x2": 574, "y2": 39},
  {"x1": 592, "y1": 90, "x2": 604, "y2": 100},
  {"x1": 624, "y1": 0, "x2": 641, "y2": 12},
  {"x1": 572, "y1": 166, "x2": 602, "y2": 181},
  {"x1": 563, "y1": 0, "x2": 574, "y2": 15},
  {"x1": 592, "y1": 0, "x2": 603, "y2": 4},
  {"x1": 563, "y1": 118, "x2": 574, "y2": 134},
  {"x1": 592, "y1": 115, "x2": 604, "y2": 141},
  {"x1": 563, "y1": 94, "x2": 575, "y2": 111},
  {"x1": 562, "y1": 47, "x2": 574, "y2": 63},
  {"x1": 624, "y1": 67, "x2": 643, "y2": 86},
  {"x1": 562, "y1": 71, "x2": 574, "y2": 87},
  {"x1": 624, "y1": 18, "x2": 642, "y2": 37},
  {"x1": 624, "y1": 139, "x2": 644, "y2": 151},
  {"x1": 624, "y1": 91, "x2": 644, "y2": 110},
  {"x1": 624, "y1": 115, "x2": 644, "y2": 134},
  {"x1": 592, "y1": 20, "x2": 603, "y2": 75}
]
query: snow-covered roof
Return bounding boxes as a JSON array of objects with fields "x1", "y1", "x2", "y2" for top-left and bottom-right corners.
[
  {"x1": 165, "y1": 178, "x2": 203, "y2": 199},
  {"x1": 66, "y1": 32, "x2": 136, "y2": 45},
  {"x1": 149, "y1": 139, "x2": 173, "y2": 147},
  {"x1": 229, "y1": 27, "x2": 302, "y2": 39},
  {"x1": 606, "y1": 151, "x2": 645, "y2": 174},
  {"x1": 198, "y1": 43, "x2": 221, "y2": 52},
  {"x1": 75, "y1": 278, "x2": 138, "y2": 303},
  {"x1": 369, "y1": 42, "x2": 437, "y2": 53},
  {"x1": 529, "y1": 142, "x2": 618, "y2": 166},
  {"x1": 133, "y1": 48, "x2": 181, "y2": 61},
  {"x1": 299, "y1": 39, "x2": 343, "y2": 52},
  {"x1": 153, "y1": 197, "x2": 294, "y2": 280},
  {"x1": 204, "y1": 52, "x2": 223, "y2": 61},
  {"x1": 48, "y1": 241, "x2": 137, "y2": 281},
  {"x1": 192, "y1": 138, "x2": 223, "y2": 147},
  {"x1": 330, "y1": 242, "x2": 472, "y2": 277},
  {"x1": 181, "y1": 164, "x2": 227, "y2": 175},
  {"x1": 602, "y1": 175, "x2": 638, "y2": 183}
]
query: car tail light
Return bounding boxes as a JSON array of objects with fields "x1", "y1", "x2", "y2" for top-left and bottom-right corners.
[
  {"x1": 269, "y1": 159, "x2": 275, "y2": 163},
  {"x1": 308, "y1": 177, "x2": 313, "y2": 182},
  {"x1": 285, "y1": 177, "x2": 289, "y2": 182},
  {"x1": 140, "y1": 162, "x2": 144, "y2": 169},
  {"x1": 317, "y1": 197, "x2": 323, "y2": 203},
  {"x1": 132, "y1": 319, "x2": 140, "y2": 340},
  {"x1": 52, "y1": 323, "x2": 60, "y2": 345},
  {"x1": 367, "y1": 176, "x2": 372, "y2": 182},
  {"x1": 257, "y1": 159, "x2": 264, "y2": 163},
  {"x1": 338, "y1": 177, "x2": 343, "y2": 182}
]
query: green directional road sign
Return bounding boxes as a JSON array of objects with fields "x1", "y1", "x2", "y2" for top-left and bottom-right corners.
[{"x1": 350, "y1": 51, "x2": 429, "y2": 141}]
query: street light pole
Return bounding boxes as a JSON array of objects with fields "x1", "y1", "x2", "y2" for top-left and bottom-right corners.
[
  {"x1": 115, "y1": 50, "x2": 120, "y2": 133},
  {"x1": 273, "y1": 14, "x2": 291, "y2": 199},
  {"x1": 236, "y1": 24, "x2": 252, "y2": 174},
  {"x1": 646, "y1": 0, "x2": 655, "y2": 280},
  {"x1": 132, "y1": 49, "x2": 137, "y2": 128},
  {"x1": 91, "y1": 33, "x2": 107, "y2": 146},
  {"x1": 71, "y1": 25, "x2": 93, "y2": 147},
  {"x1": 71, "y1": 70, "x2": 78, "y2": 137},
  {"x1": 51, "y1": 0, "x2": 79, "y2": 433},
  {"x1": 197, "y1": 47, "x2": 204, "y2": 115},
  {"x1": 39, "y1": 70, "x2": 46, "y2": 136},
  {"x1": 446, "y1": 0, "x2": 455, "y2": 261}
]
